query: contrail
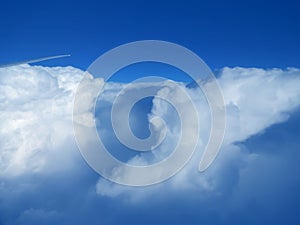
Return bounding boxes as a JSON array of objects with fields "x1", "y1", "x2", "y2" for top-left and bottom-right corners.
[{"x1": 0, "y1": 54, "x2": 71, "y2": 68}]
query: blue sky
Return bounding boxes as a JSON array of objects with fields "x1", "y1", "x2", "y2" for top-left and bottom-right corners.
[
  {"x1": 1, "y1": 0, "x2": 300, "y2": 69},
  {"x1": 1, "y1": 1, "x2": 300, "y2": 225}
]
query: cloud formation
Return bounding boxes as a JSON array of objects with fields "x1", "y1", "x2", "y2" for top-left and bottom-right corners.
[
  {"x1": 0, "y1": 65, "x2": 85, "y2": 176},
  {"x1": 1, "y1": 65, "x2": 300, "y2": 224},
  {"x1": 96, "y1": 66, "x2": 300, "y2": 197}
]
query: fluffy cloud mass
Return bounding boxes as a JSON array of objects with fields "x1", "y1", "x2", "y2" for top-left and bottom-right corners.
[
  {"x1": 96, "y1": 67, "x2": 300, "y2": 197},
  {"x1": 0, "y1": 65, "x2": 300, "y2": 224},
  {"x1": 0, "y1": 65, "x2": 85, "y2": 176}
]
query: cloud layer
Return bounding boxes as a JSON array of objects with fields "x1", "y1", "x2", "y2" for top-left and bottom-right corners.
[{"x1": 1, "y1": 65, "x2": 300, "y2": 224}]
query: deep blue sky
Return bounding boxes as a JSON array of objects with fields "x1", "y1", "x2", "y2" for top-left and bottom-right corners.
[{"x1": 0, "y1": 0, "x2": 299, "y2": 70}]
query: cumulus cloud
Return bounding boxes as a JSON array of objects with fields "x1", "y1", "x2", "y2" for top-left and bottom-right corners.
[
  {"x1": 1, "y1": 65, "x2": 300, "y2": 180},
  {"x1": 0, "y1": 65, "x2": 85, "y2": 176},
  {"x1": 1, "y1": 65, "x2": 300, "y2": 223},
  {"x1": 96, "y1": 67, "x2": 300, "y2": 197},
  {"x1": 220, "y1": 67, "x2": 300, "y2": 143}
]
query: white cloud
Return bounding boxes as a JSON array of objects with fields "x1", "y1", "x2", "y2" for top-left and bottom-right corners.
[
  {"x1": 96, "y1": 67, "x2": 300, "y2": 197},
  {"x1": 220, "y1": 67, "x2": 300, "y2": 144},
  {"x1": 0, "y1": 65, "x2": 85, "y2": 176},
  {"x1": 1, "y1": 64, "x2": 300, "y2": 201}
]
